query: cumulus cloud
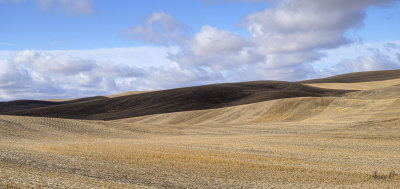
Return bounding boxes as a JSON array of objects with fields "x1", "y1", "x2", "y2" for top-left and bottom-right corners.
[
  {"x1": 2, "y1": 0, "x2": 399, "y2": 100},
  {"x1": 188, "y1": 25, "x2": 247, "y2": 57},
  {"x1": 244, "y1": 0, "x2": 394, "y2": 54},
  {"x1": 226, "y1": 62, "x2": 316, "y2": 82},
  {"x1": 168, "y1": 25, "x2": 261, "y2": 70},
  {"x1": 171, "y1": 0, "x2": 397, "y2": 81},
  {"x1": 0, "y1": 49, "x2": 226, "y2": 100},
  {"x1": 120, "y1": 12, "x2": 190, "y2": 46},
  {"x1": 141, "y1": 62, "x2": 223, "y2": 90},
  {"x1": 13, "y1": 50, "x2": 96, "y2": 75},
  {"x1": 0, "y1": 50, "x2": 148, "y2": 100},
  {"x1": 0, "y1": 60, "x2": 30, "y2": 89},
  {"x1": 117, "y1": 0, "x2": 398, "y2": 85},
  {"x1": 330, "y1": 56, "x2": 398, "y2": 74},
  {"x1": 325, "y1": 42, "x2": 400, "y2": 75}
]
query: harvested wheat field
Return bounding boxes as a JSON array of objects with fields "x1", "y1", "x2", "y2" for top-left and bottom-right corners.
[{"x1": 1, "y1": 70, "x2": 400, "y2": 188}]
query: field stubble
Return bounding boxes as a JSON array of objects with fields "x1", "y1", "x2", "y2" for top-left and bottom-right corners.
[{"x1": 1, "y1": 84, "x2": 400, "y2": 188}]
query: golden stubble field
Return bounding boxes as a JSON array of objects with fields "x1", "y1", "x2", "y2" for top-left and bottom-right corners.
[{"x1": 1, "y1": 83, "x2": 400, "y2": 188}]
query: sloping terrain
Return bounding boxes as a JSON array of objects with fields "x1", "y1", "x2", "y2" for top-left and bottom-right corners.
[
  {"x1": 304, "y1": 78, "x2": 400, "y2": 90},
  {"x1": 0, "y1": 100, "x2": 61, "y2": 114},
  {"x1": 0, "y1": 91, "x2": 152, "y2": 114},
  {"x1": 302, "y1": 69, "x2": 400, "y2": 83},
  {"x1": 1, "y1": 69, "x2": 400, "y2": 188},
  {"x1": 1, "y1": 85, "x2": 400, "y2": 188},
  {"x1": 0, "y1": 96, "x2": 106, "y2": 114},
  {"x1": 5, "y1": 81, "x2": 349, "y2": 120},
  {"x1": 4, "y1": 69, "x2": 400, "y2": 120},
  {"x1": 115, "y1": 85, "x2": 400, "y2": 126},
  {"x1": 115, "y1": 97, "x2": 335, "y2": 125}
]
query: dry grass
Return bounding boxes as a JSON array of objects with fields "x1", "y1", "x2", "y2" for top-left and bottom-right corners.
[
  {"x1": 1, "y1": 81, "x2": 400, "y2": 188},
  {"x1": 1, "y1": 115, "x2": 400, "y2": 188},
  {"x1": 304, "y1": 78, "x2": 400, "y2": 90}
]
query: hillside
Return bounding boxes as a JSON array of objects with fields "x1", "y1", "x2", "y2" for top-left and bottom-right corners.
[
  {"x1": 114, "y1": 85, "x2": 400, "y2": 126},
  {"x1": 0, "y1": 96, "x2": 107, "y2": 114},
  {"x1": 301, "y1": 69, "x2": 400, "y2": 83},
  {"x1": 4, "y1": 69, "x2": 400, "y2": 120},
  {"x1": 0, "y1": 100, "x2": 62, "y2": 114},
  {"x1": 1, "y1": 69, "x2": 400, "y2": 188},
  {"x1": 5, "y1": 81, "x2": 349, "y2": 120}
]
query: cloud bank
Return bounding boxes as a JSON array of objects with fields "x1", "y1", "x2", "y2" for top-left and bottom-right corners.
[
  {"x1": 0, "y1": 49, "x2": 223, "y2": 100},
  {"x1": 165, "y1": 0, "x2": 398, "y2": 82}
]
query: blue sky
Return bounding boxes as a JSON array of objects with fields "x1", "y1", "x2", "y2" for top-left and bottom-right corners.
[
  {"x1": 0, "y1": 0, "x2": 399, "y2": 100},
  {"x1": 0, "y1": 0, "x2": 268, "y2": 50}
]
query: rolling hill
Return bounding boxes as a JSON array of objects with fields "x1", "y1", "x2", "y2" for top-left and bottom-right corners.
[
  {"x1": 3, "y1": 69, "x2": 400, "y2": 120},
  {"x1": 0, "y1": 96, "x2": 107, "y2": 114},
  {"x1": 4, "y1": 81, "x2": 349, "y2": 120},
  {"x1": 301, "y1": 69, "x2": 400, "y2": 83},
  {"x1": 1, "y1": 69, "x2": 400, "y2": 188}
]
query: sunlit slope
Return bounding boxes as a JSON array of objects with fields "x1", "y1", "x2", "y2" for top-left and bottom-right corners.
[
  {"x1": 2, "y1": 71, "x2": 400, "y2": 188},
  {"x1": 3, "y1": 84, "x2": 398, "y2": 138},
  {"x1": 117, "y1": 85, "x2": 400, "y2": 125},
  {"x1": 4, "y1": 69, "x2": 400, "y2": 120},
  {"x1": 302, "y1": 69, "x2": 400, "y2": 83},
  {"x1": 302, "y1": 69, "x2": 400, "y2": 90},
  {"x1": 116, "y1": 97, "x2": 333, "y2": 125},
  {"x1": 304, "y1": 78, "x2": 400, "y2": 90},
  {"x1": 7, "y1": 81, "x2": 347, "y2": 120}
]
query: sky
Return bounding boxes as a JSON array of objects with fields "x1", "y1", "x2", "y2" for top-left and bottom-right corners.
[{"x1": 0, "y1": 0, "x2": 400, "y2": 100}]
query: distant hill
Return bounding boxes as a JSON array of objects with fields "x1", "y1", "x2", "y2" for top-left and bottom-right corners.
[
  {"x1": 6, "y1": 69, "x2": 400, "y2": 120},
  {"x1": 0, "y1": 100, "x2": 62, "y2": 114},
  {"x1": 301, "y1": 69, "x2": 400, "y2": 83},
  {"x1": 0, "y1": 96, "x2": 107, "y2": 114},
  {"x1": 4, "y1": 81, "x2": 349, "y2": 120}
]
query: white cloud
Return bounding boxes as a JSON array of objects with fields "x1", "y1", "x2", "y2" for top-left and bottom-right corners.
[
  {"x1": 49, "y1": 46, "x2": 179, "y2": 67},
  {"x1": 244, "y1": 0, "x2": 396, "y2": 54},
  {"x1": 313, "y1": 41, "x2": 400, "y2": 70},
  {"x1": 188, "y1": 25, "x2": 247, "y2": 56},
  {"x1": 120, "y1": 12, "x2": 190, "y2": 46},
  {"x1": 13, "y1": 50, "x2": 96, "y2": 75},
  {"x1": 226, "y1": 62, "x2": 316, "y2": 82},
  {"x1": 2, "y1": 0, "x2": 400, "y2": 100},
  {"x1": 0, "y1": 51, "x2": 18, "y2": 60},
  {"x1": 119, "y1": 0, "x2": 398, "y2": 86},
  {"x1": 0, "y1": 46, "x2": 184, "y2": 100},
  {"x1": 182, "y1": 0, "x2": 397, "y2": 81},
  {"x1": 330, "y1": 56, "x2": 399, "y2": 74},
  {"x1": 0, "y1": 48, "x2": 225, "y2": 100},
  {"x1": 141, "y1": 62, "x2": 223, "y2": 90},
  {"x1": 0, "y1": 50, "x2": 147, "y2": 100},
  {"x1": 168, "y1": 25, "x2": 264, "y2": 71},
  {"x1": 0, "y1": 60, "x2": 30, "y2": 89},
  {"x1": 323, "y1": 41, "x2": 400, "y2": 75},
  {"x1": 178, "y1": 0, "x2": 396, "y2": 80}
]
